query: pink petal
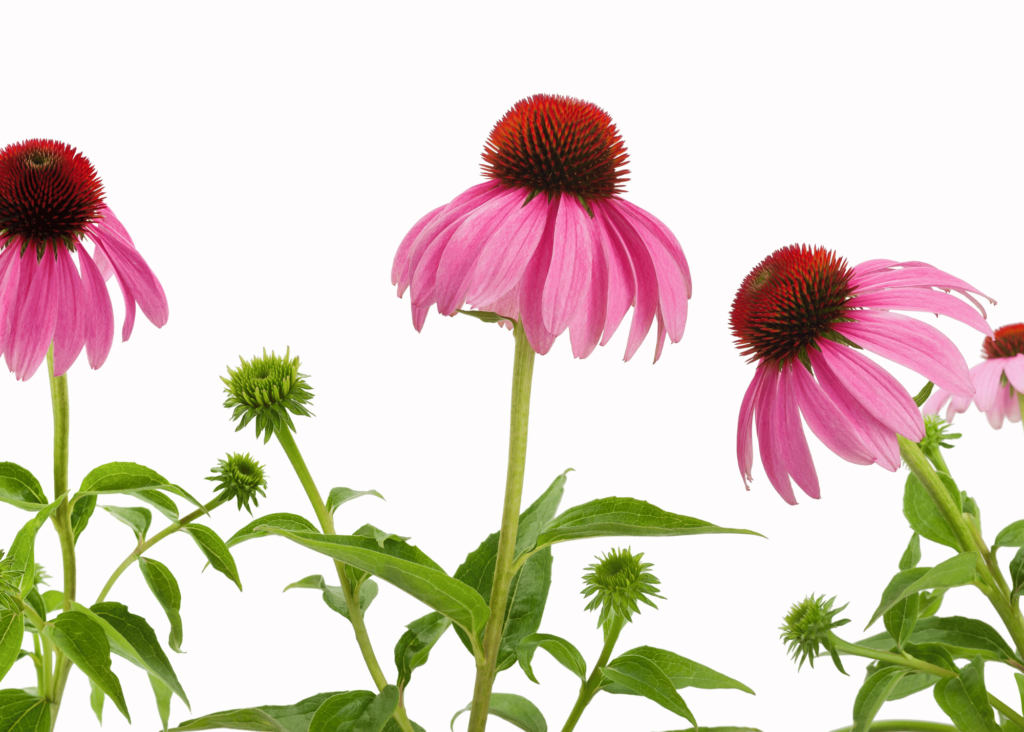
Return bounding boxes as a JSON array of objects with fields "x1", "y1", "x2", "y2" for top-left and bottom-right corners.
[
  {"x1": 541, "y1": 195, "x2": 593, "y2": 336},
  {"x1": 601, "y1": 203, "x2": 658, "y2": 361},
  {"x1": 851, "y1": 259, "x2": 900, "y2": 278},
  {"x1": 652, "y1": 310, "x2": 667, "y2": 364},
  {"x1": 618, "y1": 200, "x2": 692, "y2": 296},
  {"x1": 985, "y1": 385, "x2": 1010, "y2": 429},
  {"x1": 922, "y1": 387, "x2": 953, "y2": 417},
  {"x1": 6, "y1": 251, "x2": 59, "y2": 380},
  {"x1": 592, "y1": 204, "x2": 635, "y2": 347},
  {"x1": 568, "y1": 222, "x2": 608, "y2": 359},
  {"x1": 790, "y1": 361, "x2": 875, "y2": 466},
  {"x1": 392, "y1": 205, "x2": 444, "y2": 294},
  {"x1": 518, "y1": 227, "x2": 557, "y2": 356},
  {"x1": 1003, "y1": 354, "x2": 1024, "y2": 393},
  {"x1": 412, "y1": 305, "x2": 429, "y2": 332},
  {"x1": 972, "y1": 358, "x2": 1006, "y2": 412},
  {"x1": 833, "y1": 310, "x2": 974, "y2": 397},
  {"x1": 0, "y1": 247, "x2": 22, "y2": 356},
  {"x1": 778, "y1": 365, "x2": 820, "y2": 499},
  {"x1": 51, "y1": 247, "x2": 86, "y2": 376},
  {"x1": 849, "y1": 265, "x2": 993, "y2": 315},
  {"x1": 848, "y1": 288, "x2": 992, "y2": 336},
  {"x1": 1007, "y1": 386, "x2": 1022, "y2": 424},
  {"x1": 77, "y1": 247, "x2": 115, "y2": 368},
  {"x1": 754, "y1": 368, "x2": 797, "y2": 504},
  {"x1": 89, "y1": 216, "x2": 168, "y2": 332},
  {"x1": 737, "y1": 368, "x2": 765, "y2": 487}
]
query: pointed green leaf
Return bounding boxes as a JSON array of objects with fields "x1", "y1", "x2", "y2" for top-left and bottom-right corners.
[
  {"x1": 601, "y1": 654, "x2": 697, "y2": 726},
  {"x1": 309, "y1": 687, "x2": 399, "y2": 732},
  {"x1": 1009, "y1": 548, "x2": 1024, "y2": 600},
  {"x1": 868, "y1": 554, "x2": 978, "y2": 627},
  {"x1": 71, "y1": 494, "x2": 97, "y2": 544},
  {"x1": 934, "y1": 656, "x2": 1001, "y2": 731},
  {"x1": 263, "y1": 529, "x2": 489, "y2": 635},
  {"x1": 7, "y1": 496, "x2": 66, "y2": 596},
  {"x1": 0, "y1": 689, "x2": 50, "y2": 731},
  {"x1": 601, "y1": 646, "x2": 754, "y2": 695},
  {"x1": 41, "y1": 590, "x2": 63, "y2": 615},
  {"x1": 138, "y1": 558, "x2": 184, "y2": 653},
  {"x1": 43, "y1": 611, "x2": 129, "y2": 721},
  {"x1": 450, "y1": 693, "x2": 546, "y2": 732},
  {"x1": 888, "y1": 670, "x2": 941, "y2": 701},
  {"x1": 858, "y1": 616, "x2": 1016, "y2": 662},
  {"x1": 183, "y1": 524, "x2": 242, "y2": 591},
  {"x1": 655, "y1": 728, "x2": 761, "y2": 732},
  {"x1": 284, "y1": 574, "x2": 379, "y2": 622},
  {"x1": 851, "y1": 666, "x2": 909, "y2": 732},
  {"x1": 102, "y1": 505, "x2": 152, "y2": 541},
  {"x1": 884, "y1": 593, "x2": 920, "y2": 651},
  {"x1": 168, "y1": 692, "x2": 341, "y2": 731},
  {"x1": 75, "y1": 462, "x2": 202, "y2": 519},
  {"x1": 904, "y1": 642, "x2": 958, "y2": 673},
  {"x1": 900, "y1": 533, "x2": 922, "y2": 570},
  {"x1": 919, "y1": 589, "x2": 947, "y2": 619},
  {"x1": 151, "y1": 674, "x2": 173, "y2": 732},
  {"x1": 456, "y1": 309, "x2": 515, "y2": 325},
  {"x1": 353, "y1": 524, "x2": 412, "y2": 549},
  {"x1": 0, "y1": 463, "x2": 46, "y2": 511},
  {"x1": 0, "y1": 609, "x2": 24, "y2": 681},
  {"x1": 904, "y1": 472, "x2": 963, "y2": 550},
  {"x1": 89, "y1": 678, "x2": 105, "y2": 723},
  {"x1": 396, "y1": 612, "x2": 451, "y2": 689},
  {"x1": 226, "y1": 514, "x2": 318, "y2": 549},
  {"x1": 516, "y1": 633, "x2": 586, "y2": 684},
  {"x1": 23, "y1": 589, "x2": 45, "y2": 625},
  {"x1": 536, "y1": 497, "x2": 761, "y2": 547},
  {"x1": 994, "y1": 521, "x2": 1024, "y2": 552},
  {"x1": 325, "y1": 488, "x2": 385, "y2": 515}
]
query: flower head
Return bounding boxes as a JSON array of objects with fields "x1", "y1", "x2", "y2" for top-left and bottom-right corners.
[
  {"x1": 0, "y1": 139, "x2": 168, "y2": 380},
  {"x1": 207, "y1": 453, "x2": 268, "y2": 514},
  {"x1": 780, "y1": 595, "x2": 849, "y2": 670},
  {"x1": 733, "y1": 246, "x2": 991, "y2": 504},
  {"x1": 392, "y1": 94, "x2": 691, "y2": 362},
  {"x1": 582, "y1": 548, "x2": 663, "y2": 628},
  {"x1": 0, "y1": 549, "x2": 23, "y2": 611},
  {"x1": 925, "y1": 323, "x2": 1024, "y2": 429},
  {"x1": 222, "y1": 348, "x2": 313, "y2": 442}
]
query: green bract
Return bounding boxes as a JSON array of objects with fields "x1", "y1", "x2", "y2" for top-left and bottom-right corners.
[
  {"x1": 919, "y1": 415, "x2": 962, "y2": 454},
  {"x1": 779, "y1": 594, "x2": 849, "y2": 670},
  {"x1": 207, "y1": 453, "x2": 269, "y2": 514},
  {"x1": 0, "y1": 549, "x2": 24, "y2": 611},
  {"x1": 581, "y1": 548, "x2": 662, "y2": 628},
  {"x1": 222, "y1": 348, "x2": 314, "y2": 442}
]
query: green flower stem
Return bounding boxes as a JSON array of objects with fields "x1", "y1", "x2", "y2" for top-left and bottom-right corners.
[
  {"x1": 993, "y1": 694, "x2": 1024, "y2": 729},
  {"x1": 32, "y1": 633, "x2": 43, "y2": 692},
  {"x1": 1018, "y1": 392, "x2": 1024, "y2": 437},
  {"x1": 560, "y1": 615, "x2": 626, "y2": 732},
  {"x1": 828, "y1": 722, "x2": 957, "y2": 732},
  {"x1": 827, "y1": 632, "x2": 956, "y2": 678},
  {"x1": 467, "y1": 322, "x2": 537, "y2": 732},
  {"x1": 274, "y1": 427, "x2": 414, "y2": 732},
  {"x1": 94, "y1": 495, "x2": 228, "y2": 604},
  {"x1": 897, "y1": 436, "x2": 1024, "y2": 656}
]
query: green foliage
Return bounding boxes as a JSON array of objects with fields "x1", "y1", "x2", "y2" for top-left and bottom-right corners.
[
  {"x1": 0, "y1": 462, "x2": 46, "y2": 511},
  {"x1": 182, "y1": 524, "x2": 243, "y2": 591},
  {"x1": 71, "y1": 494, "x2": 97, "y2": 544},
  {"x1": 899, "y1": 533, "x2": 922, "y2": 571},
  {"x1": 601, "y1": 646, "x2": 754, "y2": 696},
  {"x1": 450, "y1": 693, "x2": 546, "y2": 732},
  {"x1": 222, "y1": 348, "x2": 314, "y2": 443},
  {"x1": 102, "y1": 505, "x2": 152, "y2": 541},
  {"x1": 6, "y1": 497, "x2": 65, "y2": 597},
  {"x1": 1009, "y1": 548, "x2": 1024, "y2": 601},
  {"x1": 227, "y1": 513, "x2": 318, "y2": 549},
  {"x1": 851, "y1": 666, "x2": 909, "y2": 732},
  {"x1": 207, "y1": 453, "x2": 268, "y2": 514},
  {"x1": 89, "y1": 678, "x2": 105, "y2": 723},
  {"x1": 457, "y1": 309, "x2": 516, "y2": 325},
  {"x1": 395, "y1": 612, "x2": 451, "y2": 689},
  {"x1": 0, "y1": 609, "x2": 24, "y2": 681},
  {"x1": 283, "y1": 575, "x2": 378, "y2": 622},
  {"x1": 169, "y1": 692, "x2": 340, "y2": 731},
  {"x1": 858, "y1": 615, "x2": 1017, "y2": 663},
  {"x1": 904, "y1": 471, "x2": 963, "y2": 550},
  {"x1": 993, "y1": 520, "x2": 1024, "y2": 552},
  {"x1": 933, "y1": 657, "x2": 1001, "y2": 732},
  {"x1": 0, "y1": 552, "x2": 22, "y2": 612},
  {"x1": 325, "y1": 488, "x2": 384, "y2": 515},
  {"x1": 151, "y1": 675, "x2": 174, "y2": 732},
  {"x1": 308, "y1": 689, "x2": 398, "y2": 732},
  {"x1": 883, "y1": 593, "x2": 920, "y2": 651},
  {"x1": 75, "y1": 462, "x2": 203, "y2": 520},
  {"x1": 868, "y1": 554, "x2": 978, "y2": 627},
  {"x1": 138, "y1": 558, "x2": 184, "y2": 653},
  {"x1": 601, "y1": 654, "x2": 697, "y2": 727},
  {"x1": 43, "y1": 611, "x2": 129, "y2": 721},
  {"x1": 516, "y1": 633, "x2": 587, "y2": 684},
  {"x1": 0, "y1": 689, "x2": 50, "y2": 730}
]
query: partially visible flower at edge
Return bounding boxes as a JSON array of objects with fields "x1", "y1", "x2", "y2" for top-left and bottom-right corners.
[
  {"x1": 207, "y1": 452, "x2": 268, "y2": 514},
  {"x1": 391, "y1": 94, "x2": 691, "y2": 362},
  {"x1": 925, "y1": 323, "x2": 1024, "y2": 428},
  {"x1": 732, "y1": 245, "x2": 992, "y2": 504},
  {"x1": 0, "y1": 139, "x2": 168, "y2": 380}
]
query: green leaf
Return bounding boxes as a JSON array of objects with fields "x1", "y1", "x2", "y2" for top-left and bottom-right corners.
[
  {"x1": 183, "y1": 524, "x2": 242, "y2": 591},
  {"x1": 43, "y1": 611, "x2": 129, "y2": 721},
  {"x1": 169, "y1": 692, "x2": 341, "y2": 731},
  {"x1": 919, "y1": 589, "x2": 947, "y2": 619},
  {"x1": 102, "y1": 505, "x2": 152, "y2": 541},
  {"x1": 601, "y1": 646, "x2": 754, "y2": 696},
  {"x1": 23, "y1": 589, "x2": 45, "y2": 625},
  {"x1": 0, "y1": 689, "x2": 50, "y2": 731},
  {"x1": 516, "y1": 633, "x2": 587, "y2": 684},
  {"x1": 89, "y1": 678, "x2": 105, "y2": 723},
  {"x1": 41, "y1": 591, "x2": 61, "y2": 615},
  {"x1": 851, "y1": 666, "x2": 909, "y2": 732},
  {"x1": 71, "y1": 494, "x2": 97, "y2": 544},
  {"x1": 284, "y1": 574, "x2": 379, "y2": 622},
  {"x1": 263, "y1": 529, "x2": 489, "y2": 635},
  {"x1": 655, "y1": 728, "x2": 762, "y2": 732},
  {"x1": 0, "y1": 462, "x2": 46, "y2": 510},
  {"x1": 1009, "y1": 548, "x2": 1024, "y2": 600},
  {"x1": 601, "y1": 654, "x2": 697, "y2": 726},
  {"x1": 536, "y1": 497, "x2": 761, "y2": 548},
  {"x1": 0, "y1": 609, "x2": 24, "y2": 681},
  {"x1": 151, "y1": 674, "x2": 173, "y2": 732},
  {"x1": 888, "y1": 670, "x2": 941, "y2": 701},
  {"x1": 450, "y1": 693, "x2": 546, "y2": 732},
  {"x1": 357, "y1": 687, "x2": 400, "y2": 732},
  {"x1": 867, "y1": 553, "x2": 978, "y2": 627},
  {"x1": 457, "y1": 309, "x2": 515, "y2": 325},
  {"x1": 903, "y1": 642, "x2": 958, "y2": 673},
  {"x1": 227, "y1": 513, "x2": 318, "y2": 549},
  {"x1": 1016, "y1": 673, "x2": 1024, "y2": 710},
  {"x1": 7, "y1": 496, "x2": 66, "y2": 596},
  {"x1": 325, "y1": 488, "x2": 385, "y2": 515},
  {"x1": 933, "y1": 656, "x2": 1001, "y2": 732},
  {"x1": 353, "y1": 524, "x2": 412, "y2": 549},
  {"x1": 858, "y1": 616, "x2": 1017, "y2": 662},
  {"x1": 900, "y1": 533, "x2": 922, "y2": 570},
  {"x1": 308, "y1": 687, "x2": 399, "y2": 732},
  {"x1": 138, "y1": 558, "x2": 184, "y2": 653},
  {"x1": 993, "y1": 521, "x2": 1024, "y2": 552},
  {"x1": 884, "y1": 593, "x2": 920, "y2": 651},
  {"x1": 76, "y1": 601, "x2": 189, "y2": 708},
  {"x1": 904, "y1": 471, "x2": 963, "y2": 550},
  {"x1": 913, "y1": 381, "x2": 935, "y2": 407},
  {"x1": 76, "y1": 461, "x2": 204, "y2": 520},
  {"x1": 395, "y1": 612, "x2": 451, "y2": 689}
]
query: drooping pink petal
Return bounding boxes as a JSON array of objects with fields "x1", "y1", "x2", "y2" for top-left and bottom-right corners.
[
  {"x1": 1003, "y1": 354, "x2": 1024, "y2": 393},
  {"x1": 76, "y1": 246, "x2": 115, "y2": 368},
  {"x1": 754, "y1": 367, "x2": 797, "y2": 504},
  {"x1": 6, "y1": 252, "x2": 59, "y2": 380},
  {"x1": 592, "y1": 204, "x2": 635, "y2": 347},
  {"x1": 1007, "y1": 386, "x2": 1022, "y2": 424},
  {"x1": 778, "y1": 365, "x2": 820, "y2": 499},
  {"x1": 848, "y1": 288, "x2": 992, "y2": 336},
  {"x1": 809, "y1": 346, "x2": 901, "y2": 470},
  {"x1": 814, "y1": 338, "x2": 925, "y2": 440},
  {"x1": 618, "y1": 200, "x2": 692, "y2": 296},
  {"x1": 849, "y1": 265, "x2": 994, "y2": 314},
  {"x1": 652, "y1": 310, "x2": 667, "y2": 364},
  {"x1": 737, "y1": 368, "x2": 765, "y2": 487},
  {"x1": 790, "y1": 361, "x2": 875, "y2": 466},
  {"x1": 568, "y1": 221, "x2": 608, "y2": 359},
  {"x1": 972, "y1": 358, "x2": 1006, "y2": 412},
  {"x1": 51, "y1": 247, "x2": 86, "y2": 376},
  {"x1": 985, "y1": 385, "x2": 1010, "y2": 429},
  {"x1": 392, "y1": 205, "x2": 444, "y2": 294},
  {"x1": 410, "y1": 219, "x2": 468, "y2": 309},
  {"x1": 541, "y1": 195, "x2": 593, "y2": 336},
  {"x1": 89, "y1": 215, "x2": 168, "y2": 333},
  {"x1": 412, "y1": 305, "x2": 429, "y2": 332},
  {"x1": 851, "y1": 259, "x2": 900, "y2": 278},
  {"x1": 518, "y1": 224, "x2": 557, "y2": 355},
  {"x1": 602, "y1": 203, "x2": 658, "y2": 361},
  {"x1": 0, "y1": 246, "x2": 22, "y2": 356},
  {"x1": 834, "y1": 310, "x2": 974, "y2": 397}
]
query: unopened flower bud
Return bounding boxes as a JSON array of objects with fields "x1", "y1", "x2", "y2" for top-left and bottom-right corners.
[
  {"x1": 207, "y1": 453, "x2": 268, "y2": 514},
  {"x1": 222, "y1": 348, "x2": 313, "y2": 442},
  {"x1": 582, "y1": 548, "x2": 663, "y2": 628},
  {"x1": 779, "y1": 594, "x2": 850, "y2": 670}
]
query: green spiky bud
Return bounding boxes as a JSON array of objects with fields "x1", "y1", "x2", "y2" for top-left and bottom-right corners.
[
  {"x1": 207, "y1": 453, "x2": 268, "y2": 514},
  {"x1": 919, "y1": 415, "x2": 962, "y2": 454},
  {"x1": 222, "y1": 348, "x2": 314, "y2": 443},
  {"x1": 0, "y1": 550, "x2": 24, "y2": 611},
  {"x1": 582, "y1": 548, "x2": 663, "y2": 628},
  {"x1": 779, "y1": 594, "x2": 850, "y2": 671}
]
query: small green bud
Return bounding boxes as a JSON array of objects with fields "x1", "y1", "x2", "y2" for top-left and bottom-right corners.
[
  {"x1": 779, "y1": 594, "x2": 850, "y2": 671},
  {"x1": 0, "y1": 550, "x2": 24, "y2": 611},
  {"x1": 222, "y1": 348, "x2": 314, "y2": 443},
  {"x1": 207, "y1": 453, "x2": 268, "y2": 514},
  {"x1": 919, "y1": 414, "x2": 962, "y2": 454},
  {"x1": 582, "y1": 548, "x2": 663, "y2": 628}
]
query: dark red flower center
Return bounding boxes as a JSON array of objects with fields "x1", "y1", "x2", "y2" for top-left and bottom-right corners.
[
  {"x1": 481, "y1": 94, "x2": 629, "y2": 201},
  {"x1": 983, "y1": 323, "x2": 1024, "y2": 359},
  {"x1": 0, "y1": 139, "x2": 105, "y2": 255},
  {"x1": 730, "y1": 245, "x2": 854, "y2": 366}
]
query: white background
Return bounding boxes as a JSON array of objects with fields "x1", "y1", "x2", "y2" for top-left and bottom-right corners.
[{"x1": 2, "y1": 2, "x2": 1023, "y2": 731}]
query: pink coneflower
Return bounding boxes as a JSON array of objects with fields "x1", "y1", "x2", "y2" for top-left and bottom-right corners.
[
  {"x1": 731, "y1": 245, "x2": 991, "y2": 504},
  {"x1": 0, "y1": 139, "x2": 167, "y2": 380},
  {"x1": 391, "y1": 94, "x2": 691, "y2": 362},
  {"x1": 924, "y1": 323, "x2": 1024, "y2": 428}
]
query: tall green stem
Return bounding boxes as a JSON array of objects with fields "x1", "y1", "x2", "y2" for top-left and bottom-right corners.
[
  {"x1": 560, "y1": 616, "x2": 625, "y2": 732},
  {"x1": 275, "y1": 427, "x2": 414, "y2": 732},
  {"x1": 1018, "y1": 392, "x2": 1024, "y2": 437},
  {"x1": 467, "y1": 323, "x2": 536, "y2": 732}
]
